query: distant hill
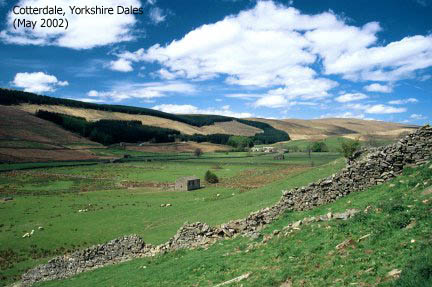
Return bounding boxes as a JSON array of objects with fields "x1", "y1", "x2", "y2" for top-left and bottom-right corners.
[
  {"x1": 0, "y1": 88, "x2": 418, "y2": 156},
  {"x1": 0, "y1": 105, "x2": 102, "y2": 162},
  {"x1": 248, "y1": 117, "x2": 417, "y2": 141}
]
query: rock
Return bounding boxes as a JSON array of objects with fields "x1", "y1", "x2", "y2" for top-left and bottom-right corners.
[
  {"x1": 292, "y1": 220, "x2": 302, "y2": 229},
  {"x1": 357, "y1": 234, "x2": 371, "y2": 242},
  {"x1": 22, "y1": 233, "x2": 30, "y2": 238},
  {"x1": 38, "y1": 226, "x2": 44, "y2": 231},
  {"x1": 2, "y1": 197, "x2": 13, "y2": 201},
  {"x1": 273, "y1": 229, "x2": 280, "y2": 236},
  {"x1": 387, "y1": 269, "x2": 402, "y2": 278},
  {"x1": 336, "y1": 239, "x2": 354, "y2": 250},
  {"x1": 280, "y1": 279, "x2": 293, "y2": 287}
]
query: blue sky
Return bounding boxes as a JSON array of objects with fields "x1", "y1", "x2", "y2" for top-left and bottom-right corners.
[{"x1": 1, "y1": 0, "x2": 431, "y2": 124}]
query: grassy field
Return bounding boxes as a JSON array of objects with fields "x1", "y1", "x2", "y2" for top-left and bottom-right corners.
[
  {"x1": 34, "y1": 163, "x2": 432, "y2": 287},
  {"x1": 267, "y1": 136, "x2": 395, "y2": 152},
  {"x1": 0, "y1": 151, "x2": 344, "y2": 286}
]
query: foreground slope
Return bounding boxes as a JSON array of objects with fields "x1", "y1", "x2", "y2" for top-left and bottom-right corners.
[
  {"x1": 0, "y1": 106, "x2": 101, "y2": 162},
  {"x1": 35, "y1": 163, "x2": 432, "y2": 287}
]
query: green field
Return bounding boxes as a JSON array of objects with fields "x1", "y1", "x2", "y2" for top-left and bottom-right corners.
[
  {"x1": 35, "y1": 163, "x2": 432, "y2": 287},
  {"x1": 0, "y1": 151, "x2": 344, "y2": 286},
  {"x1": 267, "y1": 136, "x2": 395, "y2": 152}
]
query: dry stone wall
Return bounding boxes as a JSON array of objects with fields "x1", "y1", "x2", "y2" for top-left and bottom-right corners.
[{"x1": 21, "y1": 125, "x2": 432, "y2": 286}]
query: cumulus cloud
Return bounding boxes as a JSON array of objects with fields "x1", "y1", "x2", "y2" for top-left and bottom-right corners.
[
  {"x1": 410, "y1": 113, "x2": 427, "y2": 120},
  {"x1": 107, "y1": 0, "x2": 432, "y2": 112},
  {"x1": 1, "y1": 0, "x2": 141, "y2": 49},
  {"x1": 149, "y1": 7, "x2": 167, "y2": 24},
  {"x1": 152, "y1": 104, "x2": 253, "y2": 118},
  {"x1": 325, "y1": 35, "x2": 432, "y2": 81},
  {"x1": 13, "y1": 72, "x2": 68, "y2": 93},
  {"x1": 319, "y1": 112, "x2": 374, "y2": 120},
  {"x1": 109, "y1": 58, "x2": 134, "y2": 72},
  {"x1": 348, "y1": 103, "x2": 406, "y2": 114},
  {"x1": 74, "y1": 98, "x2": 105, "y2": 103},
  {"x1": 335, "y1": 92, "x2": 368, "y2": 103},
  {"x1": 364, "y1": 83, "x2": 393, "y2": 93},
  {"x1": 87, "y1": 81, "x2": 196, "y2": 102},
  {"x1": 388, "y1": 98, "x2": 418, "y2": 105}
]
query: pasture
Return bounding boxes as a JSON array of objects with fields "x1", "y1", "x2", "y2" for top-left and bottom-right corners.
[
  {"x1": 34, "y1": 163, "x2": 432, "y2": 287},
  {"x1": 0, "y1": 151, "x2": 344, "y2": 285}
]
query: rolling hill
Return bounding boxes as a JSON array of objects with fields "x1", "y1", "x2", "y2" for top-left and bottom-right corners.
[
  {"x1": 0, "y1": 105, "x2": 105, "y2": 163},
  {"x1": 248, "y1": 117, "x2": 417, "y2": 140},
  {"x1": 0, "y1": 88, "x2": 418, "y2": 163}
]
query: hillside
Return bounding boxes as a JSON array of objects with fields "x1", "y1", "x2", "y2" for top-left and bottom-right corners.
[
  {"x1": 0, "y1": 106, "x2": 102, "y2": 163},
  {"x1": 249, "y1": 118, "x2": 417, "y2": 140},
  {"x1": 18, "y1": 104, "x2": 262, "y2": 137}
]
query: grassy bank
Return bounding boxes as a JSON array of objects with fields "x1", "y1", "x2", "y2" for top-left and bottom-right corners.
[
  {"x1": 0, "y1": 152, "x2": 343, "y2": 285},
  {"x1": 35, "y1": 163, "x2": 432, "y2": 287}
]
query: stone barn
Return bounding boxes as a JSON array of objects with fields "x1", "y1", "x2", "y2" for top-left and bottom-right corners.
[
  {"x1": 274, "y1": 153, "x2": 285, "y2": 160},
  {"x1": 175, "y1": 176, "x2": 200, "y2": 191}
]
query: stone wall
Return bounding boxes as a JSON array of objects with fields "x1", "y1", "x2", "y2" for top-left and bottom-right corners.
[{"x1": 21, "y1": 125, "x2": 432, "y2": 286}]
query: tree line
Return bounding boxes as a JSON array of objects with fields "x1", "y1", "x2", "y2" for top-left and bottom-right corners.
[
  {"x1": 36, "y1": 110, "x2": 180, "y2": 145},
  {"x1": 0, "y1": 88, "x2": 290, "y2": 143}
]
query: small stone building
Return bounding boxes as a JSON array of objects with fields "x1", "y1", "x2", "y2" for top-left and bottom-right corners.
[
  {"x1": 175, "y1": 176, "x2": 200, "y2": 191},
  {"x1": 274, "y1": 153, "x2": 285, "y2": 160}
]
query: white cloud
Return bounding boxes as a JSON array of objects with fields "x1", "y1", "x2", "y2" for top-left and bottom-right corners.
[
  {"x1": 335, "y1": 92, "x2": 368, "y2": 103},
  {"x1": 13, "y1": 72, "x2": 68, "y2": 93},
  {"x1": 388, "y1": 98, "x2": 418, "y2": 105},
  {"x1": 254, "y1": 95, "x2": 287, "y2": 108},
  {"x1": 1, "y1": 0, "x2": 140, "y2": 49},
  {"x1": 325, "y1": 35, "x2": 432, "y2": 81},
  {"x1": 410, "y1": 113, "x2": 427, "y2": 120},
  {"x1": 319, "y1": 112, "x2": 373, "y2": 120},
  {"x1": 348, "y1": 103, "x2": 406, "y2": 114},
  {"x1": 225, "y1": 93, "x2": 263, "y2": 100},
  {"x1": 74, "y1": 98, "x2": 105, "y2": 103},
  {"x1": 149, "y1": 7, "x2": 166, "y2": 24},
  {"x1": 364, "y1": 83, "x2": 393, "y2": 93},
  {"x1": 106, "y1": 1, "x2": 432, "y2": 110},
  {"x1": 109, "y1": 58, "x2": 134, "y2": 72},
  {"x1": 152, "y1": 104, "x2": 253, "y2": 118},
  {"x1": 419, "y1": 74, "x2": 431, "y2": 81},
  {"x1": 87, "y1": 81, "x2": 196, "y2": 102}
]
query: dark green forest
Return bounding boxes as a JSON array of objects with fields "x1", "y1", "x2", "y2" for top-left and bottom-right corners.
[
  {"x1": 1, "y1": 88, "x2": 290, "y2": 145},
  {"x1": 36, "y1": 110, "x2": 180, "y2": 145}
]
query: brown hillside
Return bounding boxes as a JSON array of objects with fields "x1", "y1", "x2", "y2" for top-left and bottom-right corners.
[
  {"x1": 18, "y1": 104, "x2": 262, "y2": 136},
  {"x1": 0, "y1": 105, "x2": 101, "y2": 162},
  {"x1": 249, "y1": 118, "x2": 417, "y2": 140}
]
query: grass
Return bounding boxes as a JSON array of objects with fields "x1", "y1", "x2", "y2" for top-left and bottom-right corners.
[
  {"x1": 34, "y1": 163, "x2": 432, "y2": 287},
  {"x1": 0, "y1": 152, "x2": 344, "y2": 286},
  {"x1": 0, "y1": 161, "x2": 101, "y2": 172},
  {"x1": 268, "y1": 136, "x2": 395, "y2": 152}
]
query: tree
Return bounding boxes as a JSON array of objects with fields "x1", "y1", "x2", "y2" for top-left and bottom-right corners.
[
  {"x1": 194, "y1": 148, "x2": 203, "y2": 157},
  {"x1": 341, "y1": 139, "x2": 361, "y2": 159},
  {"x1": 205, "y1": 170, "x2": 219, "y2": 183},
  {"x1": 311, "y1": 141, "x2": 329, "y2": 152},
  {"x1": 227, "y1": 136, "x2": 253, "y2": 151}
]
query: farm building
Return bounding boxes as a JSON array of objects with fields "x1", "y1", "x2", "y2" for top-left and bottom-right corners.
[
  {"x1": 175, "y1": 176, "x2": 200, "y2": 191},
  {"x1": 273, "y1": 153, "x2": 285, "y2": 160},
  {"x1": 251, "y1": 146, "x2": 277, "y2": 153}
]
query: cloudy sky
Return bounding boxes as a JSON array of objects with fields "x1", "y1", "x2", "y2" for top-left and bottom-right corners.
[{"x1": 1, "y1": 0, "x2": 431, "y2": 123}]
